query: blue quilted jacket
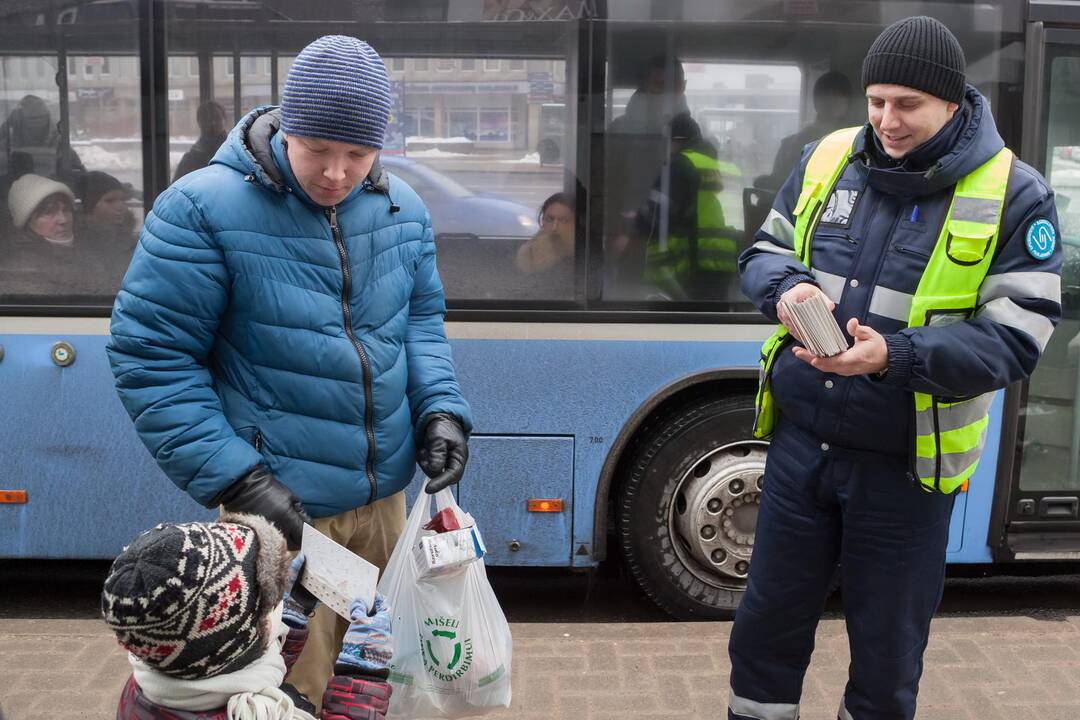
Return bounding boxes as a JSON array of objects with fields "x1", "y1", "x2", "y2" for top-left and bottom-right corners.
[{"x1": 108, "y1": 106, "x2": 472, "y2": 517}]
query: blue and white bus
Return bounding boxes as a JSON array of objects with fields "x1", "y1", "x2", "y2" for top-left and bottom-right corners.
[{"x1": 2, "y1": 0, "x2": 1080, "y2": 620}]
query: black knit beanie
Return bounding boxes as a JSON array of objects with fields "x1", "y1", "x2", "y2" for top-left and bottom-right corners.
[{"x1": 861, "y1": 16, "x2": 966, "y2": 104}]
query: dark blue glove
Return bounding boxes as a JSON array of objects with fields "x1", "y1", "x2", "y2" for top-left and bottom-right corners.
[{"x1": 335, "y1": 593, "x2": 393, "y2": 677}]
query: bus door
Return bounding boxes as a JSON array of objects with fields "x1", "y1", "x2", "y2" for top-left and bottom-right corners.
[{"x1": 993, "y1": 5, "x2": 1080, "y2": 559}]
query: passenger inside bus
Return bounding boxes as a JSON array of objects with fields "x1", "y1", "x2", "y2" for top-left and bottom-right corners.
[
  {"x1": 515, "y1": 191, "x2": 575, "y2": 282},
  {"x1": 173, "y1": 100, "x2": 229, "y2": 181},
  {"x1": 755, "y1": 70, "x2": 855, "y2": 193},
  {"x1": 2, "y1": 173, "x2": 108, "y2": 299},
  {"x1": 604, "y1": 55, "x2": 689, "y2": 298},
  {"x1": 79, "y1": 171, "x2": 136, "y2": 246},
  {"x1": 78, "y1": 170, "x2": 139, "y2": 289},
  {"x1": 0, "y1": 94, "x2": 84, "y2": 182},
  {"x1": 634, "y1": 112, "x2": 741, "y2": 301}
]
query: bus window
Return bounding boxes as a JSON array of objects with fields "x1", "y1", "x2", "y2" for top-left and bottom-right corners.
[
  {"x1": 600, "y1": 40, "x2": 818, "y2": 308},
  {"x1": 0, "y1": 51, "x2": 138, "y2": 305},
  {"x1": 0, "y1": 57, "x2": 67, "y2": 184},
  {"x1": 67, "y1": 54, "x2": 143, "y2": 295},
  {"x1": 1020, "y1": 53, "x2": 1080, "y2": 492},
  {"x1": 384, "y1": 56, "x2": 577, "y2": 303},
  {"x1": 209, "y1": 54, "x2": 271, "y2": 123}
]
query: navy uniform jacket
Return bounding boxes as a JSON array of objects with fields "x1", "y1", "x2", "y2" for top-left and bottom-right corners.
[{"x1": 740, "y1": 86, "x2": 1062, "y2": 460}]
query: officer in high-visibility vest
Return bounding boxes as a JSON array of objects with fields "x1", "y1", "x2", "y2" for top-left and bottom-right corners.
[
  {"x1": 637, "y1": 112, "x2": 740, "y2": 300},
  {"x1": 732, "y1": 16, "x2": 1061, "y2": 720}
]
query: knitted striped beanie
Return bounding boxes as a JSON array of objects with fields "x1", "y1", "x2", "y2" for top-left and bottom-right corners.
[{"x1": 281, "y1": 35, "x2": 391, "y2": 149}]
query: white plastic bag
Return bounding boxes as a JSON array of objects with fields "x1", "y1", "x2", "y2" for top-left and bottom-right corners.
[{"x1": 378, "y1": 486, "x2": 512, "y2": 719}]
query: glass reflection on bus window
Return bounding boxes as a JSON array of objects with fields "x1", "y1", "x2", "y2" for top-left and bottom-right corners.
[
  {"x1": 1021, "y1": 53, "x2": 1080, "y2": 492},
  {"x1": 1, "y1": 53, "x2": 141, "y2": 304},
  {"x1": 602, "y1": 57, "x2": 807, "y2": 307},
  {"x1": 384, "y1": 56, "x2": 576, "y2": 303}
]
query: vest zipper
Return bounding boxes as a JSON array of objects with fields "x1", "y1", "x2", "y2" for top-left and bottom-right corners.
[{"x1": 326, "y1": 205, "x2": 378, "y2": 502}]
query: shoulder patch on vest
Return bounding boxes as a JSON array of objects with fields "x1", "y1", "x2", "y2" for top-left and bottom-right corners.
[
  {"x1": 1025, "y1": 218, "x2": 1056, "y2": 261},
  {"x1": 819, "y1": 189, "x2": 859, "y2": 227}
]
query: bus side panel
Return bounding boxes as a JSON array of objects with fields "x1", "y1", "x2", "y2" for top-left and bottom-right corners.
[
  {"x1": 945, "y1": 392, "x2": 1002, "y2": 564},
  {"x1": 457, "y1": 435, "x2": 575, "y2": 565},
  {"x1": 447, "y1": 337, "x2": 764, "y2": 567},
  {"x1": 0, "y1": 334, "x2": 213, "y2": 559}
]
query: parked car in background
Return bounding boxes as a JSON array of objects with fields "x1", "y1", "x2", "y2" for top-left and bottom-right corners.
[{"x1": 380, "y1": 155, "x2": 537, "y2": 238}]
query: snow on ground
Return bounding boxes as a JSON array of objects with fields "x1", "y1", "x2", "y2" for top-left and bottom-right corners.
[
  {"x1": 406, "y1": 136, "x2": 473, "y2": 145},
  {"x1": 499, "y1": 152, "x2": 541, "y2": 164},
  {"x1": 406, "y1": 148, "x2": 471, "y2": 158}
]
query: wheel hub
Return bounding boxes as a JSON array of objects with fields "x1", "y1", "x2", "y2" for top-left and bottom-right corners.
[{"x1": 672, "y1": 443, "x2": 767, "y2": 587}]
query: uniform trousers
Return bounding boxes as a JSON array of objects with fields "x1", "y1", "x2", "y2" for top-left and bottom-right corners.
[
  {"x1": 286, "y1": 491, "x2": 407, "y2": 710},
  {"x1": 728, "y1": 420, "x2": 955, "y2": 720}
]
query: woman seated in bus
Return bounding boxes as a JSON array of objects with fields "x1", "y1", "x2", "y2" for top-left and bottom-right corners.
[
  {"x1": 515, "y1": 191, "x2": 575, "y2": 275},
  {"x1": 7, "y1": 173, "x2": 75, "y2": 245},
  {"x1": 2, "y1": 174, "x2": 100, "y2": 298},
  {"x1": 78, "y1": 170, "x2": 137, "y2": 253}
]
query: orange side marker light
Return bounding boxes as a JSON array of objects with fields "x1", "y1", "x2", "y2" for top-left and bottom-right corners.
[
  {"x1": 0, "y1": 490, "x2": 27, "y2": 504},
  {"x1": 527, "y1": 499, "x2": 564, "y2": 513}
]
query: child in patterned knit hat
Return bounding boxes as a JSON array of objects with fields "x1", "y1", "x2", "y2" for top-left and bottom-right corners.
[{"x1": 101, "y1": 513, "x2": 395, "y2": 720}]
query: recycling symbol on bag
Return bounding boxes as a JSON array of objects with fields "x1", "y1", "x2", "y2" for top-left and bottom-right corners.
[{"x1": 420, "y1": 616, "x2": 474, "y2": 682}]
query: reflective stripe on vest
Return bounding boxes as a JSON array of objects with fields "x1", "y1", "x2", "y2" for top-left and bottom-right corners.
[
  {"x1": 908, "y1": 147, "x2": 1013, "y2": 492},
  {"x1": 646, "y1": 149, "x2": 738, "y2": 285},
  {"x1": 752, "y1": 127, "x2": 861, "y2": 440},
  {"x1": 752, "y1": 126, "x2": 1013, "y2": 494}
]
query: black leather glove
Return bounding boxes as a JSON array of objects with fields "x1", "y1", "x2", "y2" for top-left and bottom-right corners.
[
  {"x1": 417, "y1": 413, "x2": 468, "y2": 494},
  {"x1": 215, "y1": 466, "x2": 309, "y2": 550}
]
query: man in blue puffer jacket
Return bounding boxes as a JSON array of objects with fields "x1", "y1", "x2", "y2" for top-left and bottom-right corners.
[{"x1": 107, "y1": 35, "x2": 473, "y2": 707}]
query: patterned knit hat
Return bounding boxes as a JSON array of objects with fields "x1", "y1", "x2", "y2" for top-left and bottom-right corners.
[
  {"x1": 280, "y1": 35, "x2": 391, "y2": 149},
  {"x1": 101, "y1": 512, "x2": 289, "y2": 680},
  {"x1": 862, "y1": 16, "x2": 966, "y2": 104}
]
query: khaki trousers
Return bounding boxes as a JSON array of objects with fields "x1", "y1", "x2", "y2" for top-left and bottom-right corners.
[{"x1": 286, "y1": 491, "x2": 407, "y2": 709}]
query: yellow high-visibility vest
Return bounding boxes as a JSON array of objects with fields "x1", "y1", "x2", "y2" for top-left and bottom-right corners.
[
  {"x1": 753, "y1": 126, "x2": 1013, "y2": 494},
  {"x1": 645, "y1": 149, "x2": 738, "y2": 290}
]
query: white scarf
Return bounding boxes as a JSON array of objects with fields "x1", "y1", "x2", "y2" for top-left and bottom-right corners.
[{"x1": 130, "y1": 603, "x2": 317, "y2": 720}]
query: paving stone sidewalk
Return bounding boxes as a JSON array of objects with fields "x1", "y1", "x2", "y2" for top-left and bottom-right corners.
[{"x1": 2, "y1": 613, "x2": 1079, "y2": 719}]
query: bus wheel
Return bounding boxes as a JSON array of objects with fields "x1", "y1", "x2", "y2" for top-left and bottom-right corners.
[{"x1": 617, "y1": 394, "x2": 766, "y2": 620}]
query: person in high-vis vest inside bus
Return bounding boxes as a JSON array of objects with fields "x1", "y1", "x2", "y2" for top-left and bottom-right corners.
[
  {"x1": 733, "y1": 16, "x2": 1061, "y2": 720},
  {"x1": 637, "y1": 112, "x2": 740, "y2": 300}
]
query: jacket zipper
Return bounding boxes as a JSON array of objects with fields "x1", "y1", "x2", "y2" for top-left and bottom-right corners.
[
  {"x1": 326, "y1": 205, "x2": 378, "y2": 501},
  {"x1": 254, "y1": 431, "x2": 263, "y2": 453}
]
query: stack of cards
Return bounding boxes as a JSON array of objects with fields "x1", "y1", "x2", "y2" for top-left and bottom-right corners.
[{"x1": 779, "y1": 293, "x2": 849, "y2": 357}]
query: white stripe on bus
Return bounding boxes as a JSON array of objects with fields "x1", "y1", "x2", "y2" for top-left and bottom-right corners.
[{"x1": 0, "y1": 318, "x2": 777, "y2": 342}]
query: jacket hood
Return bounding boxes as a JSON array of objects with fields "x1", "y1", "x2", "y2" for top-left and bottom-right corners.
[
  {"x1": 210, "y1": 105, "x2": 390, "y2": 204},
  {"x1": 850, "y1": 85, "x2": 1004, "y2": 198}
]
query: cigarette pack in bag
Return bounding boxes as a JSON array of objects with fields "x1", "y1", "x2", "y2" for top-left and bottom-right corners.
[{"x1": 413, "y1": 524, "x2": 487, "y2": 577}]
